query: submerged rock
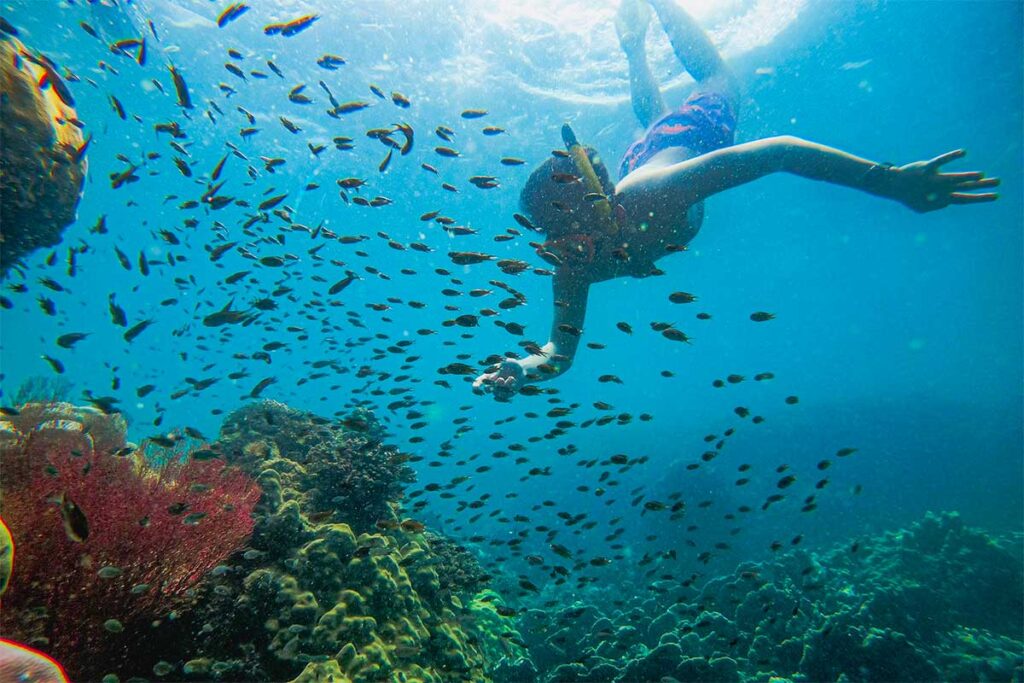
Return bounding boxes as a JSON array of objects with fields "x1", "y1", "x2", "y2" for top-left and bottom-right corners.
[{"x1": 0, "y1": 35, "x2": 87, "y2": 277}]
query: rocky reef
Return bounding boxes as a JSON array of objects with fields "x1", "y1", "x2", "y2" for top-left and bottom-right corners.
[
  {"x1": 519, "y1": 511, "x2": 1022, "y2": 682},
  {"x1": 0, "y1": 34, "x2": 87, "y2": 277},
  {"x1": 160, "y1": 400, "x2": 532, "y2": 682}
]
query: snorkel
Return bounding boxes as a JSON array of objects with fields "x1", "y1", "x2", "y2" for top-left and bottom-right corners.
[
  {"x1": 533, "y1": 124, "x2": 623, "y2": 269},
  {"x1": 561, "y1": 123, "x2": 619, "y2": 236}
]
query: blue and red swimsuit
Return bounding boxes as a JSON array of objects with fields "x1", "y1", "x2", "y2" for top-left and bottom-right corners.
[{"x1": 618, "y1": 90, "x2": 737, "y2": 179}]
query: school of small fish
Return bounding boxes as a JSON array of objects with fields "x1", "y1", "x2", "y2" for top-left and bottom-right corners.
[{"x1": 0, "y1": 4, "x2": 867, "y2": 635}]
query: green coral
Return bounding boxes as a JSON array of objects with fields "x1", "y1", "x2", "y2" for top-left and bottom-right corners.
[{"x1": 174, "y1": 402, "x2": 530, "y2": 682}]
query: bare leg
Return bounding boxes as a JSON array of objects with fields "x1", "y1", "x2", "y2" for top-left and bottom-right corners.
[
  {"x1": 616, "y1": 0, "x2": 667, "y2": 129},
  {"x1": 648, "y1": 0, "x2": 738, "y2": 110}
]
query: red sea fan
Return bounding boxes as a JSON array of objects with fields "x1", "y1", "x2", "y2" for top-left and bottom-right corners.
[{"x1": 0, "y1": 403, "x2": 259, "y2": 675}]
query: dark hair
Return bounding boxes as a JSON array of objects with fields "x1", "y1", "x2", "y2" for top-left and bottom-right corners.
[{"x1": 519, "y1": 146, "x2": 615, "y2": 237}]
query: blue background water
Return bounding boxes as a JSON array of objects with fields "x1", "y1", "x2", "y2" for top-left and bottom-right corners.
[{"x1": 2, "y1": 0, "x2": 1021, "y2": 589}]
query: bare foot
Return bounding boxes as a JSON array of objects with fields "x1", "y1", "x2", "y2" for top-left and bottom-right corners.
[{"x1": 615, "y1": 0, "x2": 651, "y2": 55}]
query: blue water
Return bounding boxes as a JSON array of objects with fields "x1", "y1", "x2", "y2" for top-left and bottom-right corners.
[{"x1": 2, "y1": 0, "x2": 1021, "y2": 614}]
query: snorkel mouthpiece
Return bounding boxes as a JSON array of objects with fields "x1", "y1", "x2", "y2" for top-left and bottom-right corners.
[{"x1": 561, "y1": 123, "x2": 617, "y2": 235}]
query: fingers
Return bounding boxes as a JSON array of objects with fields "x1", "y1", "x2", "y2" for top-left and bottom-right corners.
[
  {"x1": 949, "y1": 192, "x2": 998, "y2": 205},
  {"x1": 925, "y1": 149, "x2": 966, "y2": 171},
  {"x1": 954, "y1": 177, "x2": 1000, "y2": 190},
  {"x1": 941, "y1": 171, "x2": 984, "y2": 182}
]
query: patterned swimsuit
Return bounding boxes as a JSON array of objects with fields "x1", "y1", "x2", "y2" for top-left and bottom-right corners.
[{"x1": 618, "y1": 91, "x2": 737, "y2": 179}]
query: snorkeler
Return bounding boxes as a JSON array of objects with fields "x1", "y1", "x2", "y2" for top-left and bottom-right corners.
[{"x1": 474, "y1": 0, "x2": 999, "y2": 401}]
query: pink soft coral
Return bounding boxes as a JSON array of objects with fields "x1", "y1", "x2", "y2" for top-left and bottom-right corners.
[{"x1": 0, "y1": 403, "x2": 259, "y2": 677}]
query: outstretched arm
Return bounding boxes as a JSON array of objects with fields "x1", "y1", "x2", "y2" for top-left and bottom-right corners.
[
  {"x1": 617, "y1": 135, "x2": 1000, "y2": 214},
  {"x1": 473, "y1": 271, "x2": 590, "y2": 400}
]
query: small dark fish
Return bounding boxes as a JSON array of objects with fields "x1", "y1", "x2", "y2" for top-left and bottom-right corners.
[
  {"x1": 501, "y1": 157, "x2": 526, "y2": 166},
  {"x1": 258, "y1": 193, "x2": 288, "y2": 211},
  {"x1": 123, "y1": 319, "x2": 154, "y2": 343},
  {"x1": 41, "y1": 355, "x2": 65, "y2": 374},
  {"x1": 335, "y1": 100, "x2": 370, "y2": 114},
  {"x1": 288, "y1": 84, "x2": 312, "y2": 104},
  {"x1": 211, "y1": 154, "x2": 228, "y2": 180},
  {"x1": 750, "y1": 311, "x2": 775, "y2": 322},
  {"x1": 173, "y1": 156, "x2": 191, "y2": 177},
  {"x1": 329, "y1": 273, "x2": 357, "y2": 295},
  {"x1": 513, "y1": 213, "x2": 540, "y2": 232},
  {"x1": 67, "y1": 134, "x2": 91, "y2": 167},
  {"x1": 168, "y1": 64, "x2": 193, "y2": 109},
  {"x1": 217, "y1": 3, "x2": 250, "y2": 28},
  {"x1": 192, "y1": 449, "x2": 220, "y2": 461},
  {"x1": 378, "y1": 148, "x2": 393, "y2": 173},
  {"x1": 662, "y1": 328, "x2": 692, "y2": 343},
  {"x1": 110, "y1": 163, "x2": 139, "y2": 189},
  {"x1": 109, "y1": 94, "x2": 126, "y2": 120},
  {"x1": 400, "y1": 519, "x2": 425, "y2": 533},
  {"x1": 434, "y1": 146, "x2": 460, "y2": 158},
  {"x1": 209, "y1": 241, "x2": 238, "y2": 262},
  {"x1": 249, "y1": 376, "x2": 277, "y2": 398},
  {"x1": 461, "y1": 108, "x2": 487, "y2": 119},
  {"x1": 183, "y1": 512, "x2": 207, "y2": 525},
  {"x1": 551, "y1": 172, "x2": 581, "y2": 184},
  {"x1": 55, "y1": 493, "x2": 89, "y2": 542},
  {"x1": 264, "y1": 14, "x2": 319, "y2": 37},
  {"x1": 203, "y1": 299, "x2": 249, "y2": 327},
  {"x1": 57, "y1": 332, "x2": 89, "y2": 349},
  {"x1": 166, "y1": 502, "x2": 188, "y2": 515},
  {"x1": 669, "y1": 291, "x2": 698, "y2": 304},
  {"x1": 21, "y1": 50, "x2": 74, "y2": 106},
  {"x1": 108, "y1": 294, "x2": 127, "y2": 327},
  {"x1": 448, "y1": 251, "x2": 493, "y2": 266},
  {"x1": 317, "y1": 54, "x2": 345, "y2": 69}
]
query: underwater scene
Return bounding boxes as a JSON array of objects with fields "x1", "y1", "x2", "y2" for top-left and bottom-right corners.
[{"x1": 0, "y1": 0, "x2": 1021, "y2": 681}]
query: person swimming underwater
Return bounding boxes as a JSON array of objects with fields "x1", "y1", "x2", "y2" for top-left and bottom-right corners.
[{"x1": 474, "y1": 0, "x2": 999, "y2": 401}]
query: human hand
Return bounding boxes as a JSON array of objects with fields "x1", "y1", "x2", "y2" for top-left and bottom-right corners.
[
  {"x1": 472, "y1": 361, "x2": 525, "y2": 402},
  {"x1": 887, "y1": 150, "x2": 999, "y2": 213}
]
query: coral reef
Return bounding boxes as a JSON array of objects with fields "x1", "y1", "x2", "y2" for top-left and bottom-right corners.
[
  {"x1": 0, "y1": 35, "x2": 87, "y2": 276},
  {"x1": 161, "y1": 401, "x2": 529, "y2": 682},
  {"x1": 423, "y1": 532, "x2": 494, "y2": 602},
  {"x1": 217, "y1": 400, "x2": 415, "y2": 534},
  {"x1": 518, "y1": 511, "x2": 1023, "y2": 682},
  {"x1": 0, "y1": 402, "x2": 259, "y2": 681}
]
